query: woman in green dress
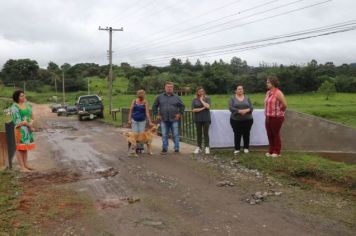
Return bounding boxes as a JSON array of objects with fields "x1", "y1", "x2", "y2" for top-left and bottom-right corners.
[{"x1": 11, "y1": 90, "x2": 36, "y2": 172}]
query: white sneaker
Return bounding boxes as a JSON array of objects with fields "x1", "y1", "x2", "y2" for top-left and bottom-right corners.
[
  {"x1": 193, "y1": 147, "x2": 201, "y2": 154},
  {"x1": 271, "y1": 153, "x2": 281, "y2": 158},
  {"x1": 234, "y1": 150, "x2": 240, "y2": 155},
  {"x1": 265, "y1": 153, "x2": 271, "y2": 157},
  {"x1": 205, "y1": 147, "x2": 210, "y2": 155},
  {"x1": 244, "y1": 149, "x2": 249, "y2": 154}
]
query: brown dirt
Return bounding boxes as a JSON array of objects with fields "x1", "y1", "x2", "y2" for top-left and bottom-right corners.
[
  {"x1": 13, "y1": 172, "x2": 92, "y2": 233},
  {"x1": 299, "y1": 177, "x2": 356, "y2": 196},
  {"x1": 9, "y1": 103, "x2": 355, "y2": 236}
]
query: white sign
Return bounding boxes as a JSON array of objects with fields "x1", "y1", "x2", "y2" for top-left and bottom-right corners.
[{"x1": 209, "y1": 109, "x2": 268, "y2": 148}]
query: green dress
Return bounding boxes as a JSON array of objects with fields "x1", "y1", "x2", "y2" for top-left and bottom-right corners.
[{"x1": 10, "y1": 102, "x2": 36, "y2": 151}]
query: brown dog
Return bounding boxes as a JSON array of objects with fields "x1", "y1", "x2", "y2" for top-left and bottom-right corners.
[{"x1": 122, "y1": 124, "x2": 159, "y2": 157}]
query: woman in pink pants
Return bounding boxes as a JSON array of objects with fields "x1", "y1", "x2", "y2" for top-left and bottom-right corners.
[{"x1": 264, "y1": 76, "x2": 287, "y2": 157}]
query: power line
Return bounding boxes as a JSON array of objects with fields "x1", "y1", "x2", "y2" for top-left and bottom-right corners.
[
  {"x1": 121, "y1": 0, "x2": 331, "y2": 57},
  {"x1": 106, "y1": 0, "x2": 158, "y2": 27},
  {"x1": 144, "y1": 20, "x2": 356, "y2": 61},
  {"x1": 121, "y1": 0, "x2": 279, "y2": 53},
  {"x1": 126, "y1": 0, "x2": 191, "y2": 26},
  {"x1": 148, "y1": 0, "x2": 243, "y2": 35},
  {"x1": 195, "y1": 26, "x2": 356, "y2": 60},
  {"x1": 130, "y1": 20, "x2": 356, "y2": 65},
  {"x1": 120, "y1": 0, "x2": 319, "y2": 56},
  {"x1": 117, "y1": 0, "x2": 244, "y2": 50}
]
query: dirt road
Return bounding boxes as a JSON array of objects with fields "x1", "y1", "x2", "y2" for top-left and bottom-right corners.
[{"x1": 19, "y1": 104, "x2": 352, "y2": 235}]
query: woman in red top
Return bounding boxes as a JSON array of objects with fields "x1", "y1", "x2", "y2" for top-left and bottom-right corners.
[{"x1": 264, "y1": 76, "x2": 287, "y2": 157}]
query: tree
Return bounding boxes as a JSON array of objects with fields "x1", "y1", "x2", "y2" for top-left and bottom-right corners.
[
  {"x1": 47, "y1": 61, "x2": 61, "y2": 75},
  {"x1": 183, "y1": 59, "x2": 194, "y2": 71},
  {"x1": 1, "y1": 59, "x2": 39, "y2": 86},
  {"x1": 47, "y1": 61, "x2": 61, "y2": 92},
  {"x1": 60, "y1": 63, "x2": 86, "y2": 92},
  {"x1": 334, "y1": 75, "x2": 356, "y2": 92},
  {"x1": 169, "y1": 58, "x2": 183, "y2": 73},
  {"x1": 194, "y1": 59, "x2": 203, "y2": 72},
  {"x1": 318, "y1": 80, "x2": 336, "y2": 100},
  {"x1": 230, "y1": 57, "x2": 248, "y2": 75}
]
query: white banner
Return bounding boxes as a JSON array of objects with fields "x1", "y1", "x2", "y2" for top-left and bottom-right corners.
[{"x1": 209, "y1": 109, "x2": 268, "y2": 148}]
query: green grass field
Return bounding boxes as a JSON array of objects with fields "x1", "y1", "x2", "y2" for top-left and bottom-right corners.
[
  {"x1": 1, "y1": 77, "x2": 356, "y2": 128},
  {"x1": 0, "y1": 171, "x2": 21, "y2": 234}
]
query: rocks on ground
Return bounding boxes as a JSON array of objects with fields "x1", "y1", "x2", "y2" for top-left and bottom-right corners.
[
  {"x1": 246, "y1": 190, "x2": 283, "y2": 205},
  {"x1": 217, "y1": 180, "x2": 235, "y2": 187}
]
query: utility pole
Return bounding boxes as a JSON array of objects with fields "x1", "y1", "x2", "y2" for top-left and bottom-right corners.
[
  {"x1": 54, "y1": 76, "x2": 57, "y2": 95},
  {"x1": 62, "y1": 70, "x2": 65, "y2": 105},
  {"x1": 98, "y1": 26, "x2": 123, "y2": 114},
  {"x1": 88, "y1": 78, "x2": 90, "y2": 95}
]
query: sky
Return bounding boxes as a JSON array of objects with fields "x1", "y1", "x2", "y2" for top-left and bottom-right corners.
[{"x1": 0, "y1": 0, "x2": 355, "y2": 68}]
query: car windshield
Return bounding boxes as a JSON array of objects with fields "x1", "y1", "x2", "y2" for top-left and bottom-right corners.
[{"x1": 79, "y1": 97, "x2": 99, "y2": 104}]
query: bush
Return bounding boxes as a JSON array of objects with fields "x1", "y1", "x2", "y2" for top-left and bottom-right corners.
[{"x1": 318, "y1": 80, "x2": 336, "y2": 100}]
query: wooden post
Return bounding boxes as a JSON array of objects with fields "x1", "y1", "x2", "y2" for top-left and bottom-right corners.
[{"x1": 0, "y1": 132, "x2": 8, "y2": 169}]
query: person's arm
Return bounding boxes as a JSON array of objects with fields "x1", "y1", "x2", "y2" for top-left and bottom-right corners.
[
  {"x1": 177, "y1": 97, "x2": 185, "y2": 115},
  {"x1": 248, "y1": 97, "x2": 253, "y2": 113},
  {"x1": 192, "y1": 107, "x2": 205, "y2": 112},
  {"x1": 127, "y1": 99, "x2": 135, "y2": 125},
  {"x1": 242, "y1": 97, "x2": 253, "y2": 114},
  {"x1": 238, "y1": 97, "x2": 254, "y2": 115},
  {"x1": 11, "y1": 105, "x2": 26, "y2": 128},
  {"x1": 200, "y1": 96, "x2": 210, "y2": 109},
  {"x1": 145, "y1": 101, "x2": 153, "y2": 126},
  {"x1": 192, "y1": 99, "x2": 205, "y2": 113},
  {"x1": 29, "y1": 105, "x2": 35, "y2": 131},
  {"x1": 228, "y1": 97, "x2": 238, "y2": 114},
  {"x1": 152, "y1": 96, "x2": 160, "y2": 121},
  {"x1": 276, "y1": 91, "x2": 287, "y2": 111},
  {"x1": 175, "y1": 96, "x2": 185, "y2": 120}
]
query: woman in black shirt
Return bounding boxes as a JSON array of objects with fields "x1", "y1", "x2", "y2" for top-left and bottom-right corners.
[{"x1": 192, "y1": 87, "x2": 211, "y2": 154}]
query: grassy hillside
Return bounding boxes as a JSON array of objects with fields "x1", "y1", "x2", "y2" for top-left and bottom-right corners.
[{"x1": 1, "y1": 78, "x2": 356, "y2": 128}]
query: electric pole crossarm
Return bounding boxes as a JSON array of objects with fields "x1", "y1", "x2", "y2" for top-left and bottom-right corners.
[{"x1": 98, "y1": 26, "x2": 123, "y2": 31}]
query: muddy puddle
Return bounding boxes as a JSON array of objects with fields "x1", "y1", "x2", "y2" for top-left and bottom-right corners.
[
  {"x1": 21, "y1": 170, "x2": 82, "y2": 184},
  {"x1": 21, "y1": 168, "x2": 119, "y2": 187}
]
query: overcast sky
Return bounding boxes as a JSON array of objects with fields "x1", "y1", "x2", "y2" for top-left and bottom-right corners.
[{"x1": 0, "y1": 0, "x2": 355, "y2": 68}]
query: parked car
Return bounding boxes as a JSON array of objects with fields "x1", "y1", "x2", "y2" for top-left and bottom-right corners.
[
  {"x1": 50, "y1": 103, "x2": 62, "y2": 113},
  {"x1": 57, "y1": 105, "x2": 78, "y2": 116},
  {"x1": 76, "y1": 95, "x2": 104, "y2": 121},
  {"x1": 66, "y1": 106, "x2": 78, "y2": 116},
  {"x1": 57, "y1": 107, "x2": 66, "y2": 116}
]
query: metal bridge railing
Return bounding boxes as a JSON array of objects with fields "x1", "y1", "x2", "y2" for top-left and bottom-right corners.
[{"x1": 121, "y1": 108, "x2": 197, "y2": 143}]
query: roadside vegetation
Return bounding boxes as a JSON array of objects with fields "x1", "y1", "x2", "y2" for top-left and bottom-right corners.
[
  {"x1": 216, "y1": 151, "x2": 356, "y2": 193},
  {"x1": 213, "y1": 150, "x2": 356, "y2": 229},
  {"x1": 0, "y1": 171, "x2": 22, "y2": 234}
]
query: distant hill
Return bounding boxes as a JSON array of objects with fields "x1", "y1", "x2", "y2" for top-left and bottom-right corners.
[{"x1": 350, "y1": 63, "x2": 356, "y2": 67}]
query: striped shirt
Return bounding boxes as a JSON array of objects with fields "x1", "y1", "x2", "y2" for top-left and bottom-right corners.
[{"x1": 264, "y1": 88, "x2": 285, "y2": 117}]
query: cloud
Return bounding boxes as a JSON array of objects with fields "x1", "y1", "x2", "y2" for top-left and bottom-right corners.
[{"x1": 0, "y1": 0, "x2": 355, "y2": 68}]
